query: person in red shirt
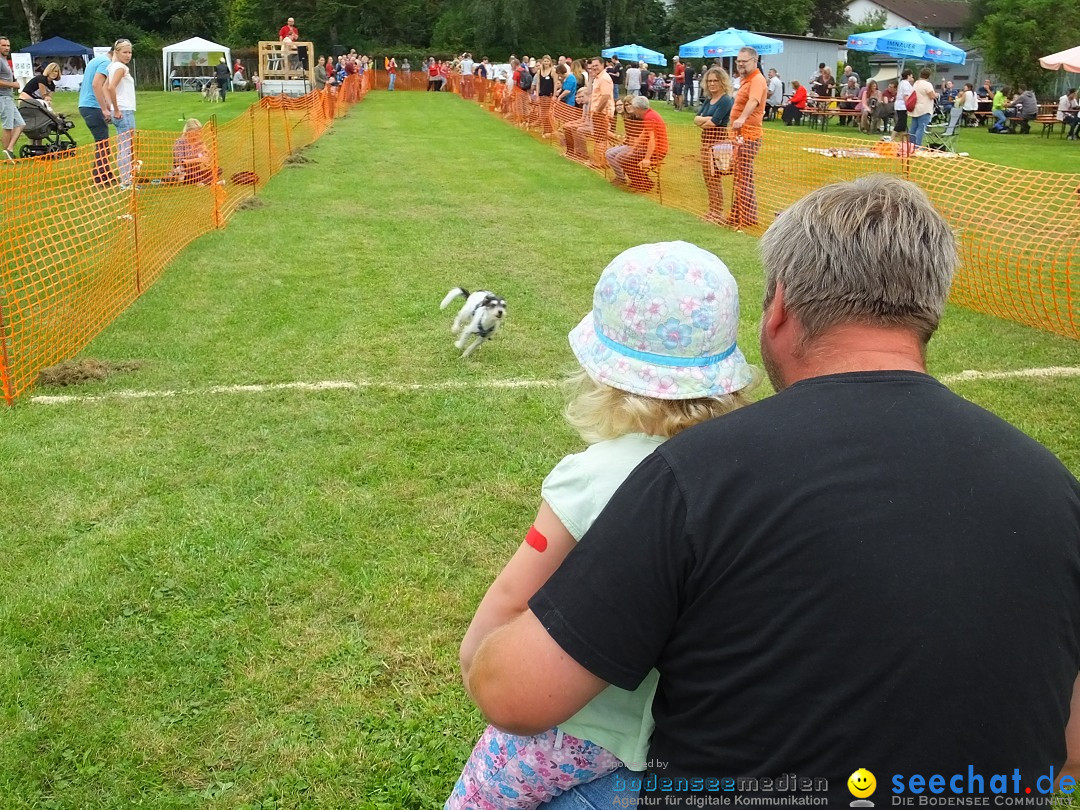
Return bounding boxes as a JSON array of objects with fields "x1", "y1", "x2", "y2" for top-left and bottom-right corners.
[
  {"x1": 729, "y1": 46, "x2": 767, "y2": 228},
  {"x1": 782, "y1": 79, "x2": 807, "y2": 125},
  {"x1": 611, "y1": 95, "x2": 668, "y2": 192},
  {"x1": 278, "y1": 17, "x2": 299, "y2": 40},
  {"x1": 278, "y1": 17, "x2": 306, "y2": 76},
  {"x1": 673, "y1": 57, "x2": 686, "y2": 111}
]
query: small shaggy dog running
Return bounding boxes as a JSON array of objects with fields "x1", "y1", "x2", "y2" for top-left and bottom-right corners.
[
  {"x1": 203, "y1": 82, "x2": 222, "y2": 103},
  {"x1": 440, "y1": 287, "x2": 507, "y2": 358}
]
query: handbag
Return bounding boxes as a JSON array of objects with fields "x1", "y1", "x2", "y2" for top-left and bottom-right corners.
[
  {"x1": 712, "y1": 141, "x2": 734, "y2": 175},
  {"x1": 905, "y1": 87, "x2": 917, "y2": 113}
]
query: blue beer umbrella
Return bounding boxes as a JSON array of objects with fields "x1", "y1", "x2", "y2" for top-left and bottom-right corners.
[
  {"x1": 678, "y1": 29, "x2": 784, "y2": 59},
  {"x1": 601, "y1": 44, "x2": 668, "y2": 66},
  {"x1": 846, "y1": 26, "x2": 966, "y2": 65}
]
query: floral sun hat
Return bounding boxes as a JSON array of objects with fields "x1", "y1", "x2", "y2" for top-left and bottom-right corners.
[{"x1": 568, "y1": 241, "x2": 756, "y2": 400}]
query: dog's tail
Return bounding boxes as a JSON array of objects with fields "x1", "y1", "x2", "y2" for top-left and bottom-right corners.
[{"x1": 440, "y1": 287, "x2": 469, "y2": 310}]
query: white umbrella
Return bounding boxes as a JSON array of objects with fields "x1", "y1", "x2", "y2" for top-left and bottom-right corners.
[{"x1": 1039, "y1": 46, "x2": 1080, "y2": 73}]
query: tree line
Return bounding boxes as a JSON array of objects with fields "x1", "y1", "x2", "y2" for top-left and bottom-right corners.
[
  {"x1": 2, "y1": 0, "x2": 1076, "y2": 93},
  {"x1": 2, "y1": 0, "x2": 848, "y2": 63}
]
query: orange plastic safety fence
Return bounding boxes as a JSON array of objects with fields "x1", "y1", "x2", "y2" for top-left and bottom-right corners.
[
  {"x1": 435, "y1": 79, "x2": 1079, "y2": 342},
  {"x1": 0, "y1": 74, "x2": 365, "y2": 403}
]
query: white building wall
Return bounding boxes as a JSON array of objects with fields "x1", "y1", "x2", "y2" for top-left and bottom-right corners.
[
  {"x1": 846, "y1": 0, "x2": 911, "y2": 27},
  {"x1": 755, "y1": 38, "x2": 843, "y2": 95}
]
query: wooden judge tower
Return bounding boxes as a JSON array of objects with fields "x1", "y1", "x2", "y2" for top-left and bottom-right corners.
[{"x1": 258, "y1": 40, "x2": 314, "y2": 95}]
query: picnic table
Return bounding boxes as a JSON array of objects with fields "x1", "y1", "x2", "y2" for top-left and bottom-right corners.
[{"x1": 804, "y1": 97, "x2": 861, "y2": 131}]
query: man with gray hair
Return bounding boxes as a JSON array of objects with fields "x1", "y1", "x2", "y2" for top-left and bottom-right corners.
[
  {"x1": 464, "y1": 175, "x2": 1080, "y2": 806},
  {"x1": 606, "y1": 95, "x2": 667, "y2": 190}
]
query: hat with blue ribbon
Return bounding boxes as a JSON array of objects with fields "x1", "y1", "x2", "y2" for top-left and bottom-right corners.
[{"x1": 568, "y1": 241, "x2": 755, "y2": 400}]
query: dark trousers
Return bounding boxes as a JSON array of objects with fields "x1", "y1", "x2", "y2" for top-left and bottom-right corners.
[
  {"x1": 79, "y1": 106, "x2": 114, "y2": 184},
  {"x1": 782, "y1": 104, "x2": 802, "y2": 125}
]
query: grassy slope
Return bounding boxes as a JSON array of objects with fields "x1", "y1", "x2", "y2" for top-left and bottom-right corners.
[{"x1": 0, "y1": 92, "x2": 1078, "y2": 808}]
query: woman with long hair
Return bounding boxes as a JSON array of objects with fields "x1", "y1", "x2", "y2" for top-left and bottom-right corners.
[
  {"x1": 695, "y1": 66, "x2": 734, "y2": 224},
  {"x1": 535, "y1": 54, "x2": 556, "y2": 137},
  {"x1": 107, "y1": 40, "x2": 137, "y2": 187},
  {"x1": 859, "y1": 79, "x2": 880, "y2": 133},
  {"x1": 19, "y1": 62, "x2": 60, "y2": 106}
]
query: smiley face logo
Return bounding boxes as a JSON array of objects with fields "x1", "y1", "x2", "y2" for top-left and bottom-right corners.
[{"x1": 848, "y1": 769, "x2": 877, "y2": 799}]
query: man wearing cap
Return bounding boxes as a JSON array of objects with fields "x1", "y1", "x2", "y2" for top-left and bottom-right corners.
[{"x1": 464, "y1": 175, "x2": 1080, "y2": 807}]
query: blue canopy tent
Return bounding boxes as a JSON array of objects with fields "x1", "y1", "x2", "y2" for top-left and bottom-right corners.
[
  {"x1": 19, "y1": 36, "x2": 93, "y2": 58},
  {"x1": 846, "y1": 26, "x2": 966, "y2": 68},
  {"x1": 601, "y1": 44, "x2": 668, "y2": 66},
  {"x1": 679, "y1": 28, "x2": 783, "y2": 59}
]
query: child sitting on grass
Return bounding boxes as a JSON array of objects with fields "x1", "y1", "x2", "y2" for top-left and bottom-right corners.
[{"x1": 449, "y1": 240, "x2": 760, "y2": 809}]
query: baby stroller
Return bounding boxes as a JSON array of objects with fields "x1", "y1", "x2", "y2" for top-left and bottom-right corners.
[{"x1": 18, "y1": 99, "x2": 77, "y2": 158}]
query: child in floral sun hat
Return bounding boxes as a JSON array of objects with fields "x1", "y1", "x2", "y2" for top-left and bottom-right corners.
[{"x1": 449, "y1": 241, "x2": 759, "y2": 810}]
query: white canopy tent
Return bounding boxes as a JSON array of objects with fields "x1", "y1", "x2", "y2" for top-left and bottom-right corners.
[{"x1": 161, "y1": 36, "x2": 231, "y2": 91}]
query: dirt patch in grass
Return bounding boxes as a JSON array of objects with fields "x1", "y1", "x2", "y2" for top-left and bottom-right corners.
[
  {"x1": 285, "y1": 152, "x2": 314, "y2": 166},
  {"x1": 236, "y1": 197, "x2": 265, "y2": 211},
  {"x1": 36, "y1": 359, "x2": 142, "y2": 387}
]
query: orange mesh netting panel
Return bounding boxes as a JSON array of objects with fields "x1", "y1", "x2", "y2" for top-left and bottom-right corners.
[
  {"x1": 0, "y1": 78, "x2": 366, "y2": 403},
  {"x1": 445, "y1": 81, "x2": 1079, "y2": 341}
]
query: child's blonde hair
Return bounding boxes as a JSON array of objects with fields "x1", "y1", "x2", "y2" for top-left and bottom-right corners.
[{"x1": 564, "y1": 368, "x2": 757, "y2": 444}]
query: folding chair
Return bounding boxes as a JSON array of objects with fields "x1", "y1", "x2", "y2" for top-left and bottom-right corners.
[{"x1": 924, "y1": 123, "x2": 957, "y2": 153}]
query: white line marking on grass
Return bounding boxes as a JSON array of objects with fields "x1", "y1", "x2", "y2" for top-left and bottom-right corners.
[
  {"x1": 941, "y1": 367, "x2": 1080, "y2": 383},
  {"x1": 30, "y1": 378, "x2": 560, "y2": 405},
  {"x1": 28, "y1": 367, "x2": 1080, "y2": 405}
]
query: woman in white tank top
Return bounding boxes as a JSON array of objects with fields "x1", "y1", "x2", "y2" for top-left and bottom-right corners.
[{"x1": 107, "y1": 39, "x2": 137, "y2": 187}]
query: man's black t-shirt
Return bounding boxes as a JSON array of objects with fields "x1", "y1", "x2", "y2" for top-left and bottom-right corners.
[
  {"x1": 606, "y1": 62, "x2": 621, "y2": 87},
  {"x1": 531, "y1": 371, "x2": 1080, "y2": 805}
]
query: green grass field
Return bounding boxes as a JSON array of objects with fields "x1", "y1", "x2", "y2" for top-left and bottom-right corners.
[
  {"x1": 46, "y1": 90, "x2": 259, "y2": 146},
  {"x1": 2, "y1": 91, "x2": 1080, "y2": 808}
]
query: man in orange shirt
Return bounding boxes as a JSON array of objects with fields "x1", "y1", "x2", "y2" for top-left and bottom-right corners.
[
  {"x1": 729, "y1": 47, "x2": 767, "y2": 228},
  {"x1": 609, "y1": 95, "x2": 668, "y2": 191}
]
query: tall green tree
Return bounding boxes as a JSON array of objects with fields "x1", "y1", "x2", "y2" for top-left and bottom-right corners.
[
  {"x1": 830, "y1": 9, "x2": 887, "y2": 87},
  {"x1": 972, "y1": 0, "x2": 1080, "y2": 91},
  {"x1": 578, "y1": 0, "x2": 666, "y2": 50},
  {"x1": 14, "y1": 0, "x2": 108, "y2": 44},
  {"x1": 807, "y1": 0, "x2": 848, "y2": 37},
  {"x1": 667, "y1": 0, "x2": 813, "y2": 47}
]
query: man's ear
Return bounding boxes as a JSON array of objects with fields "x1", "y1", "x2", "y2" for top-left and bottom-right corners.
[{"x1": 762, "y1": 282, "x2": 789, "y2": 340}]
